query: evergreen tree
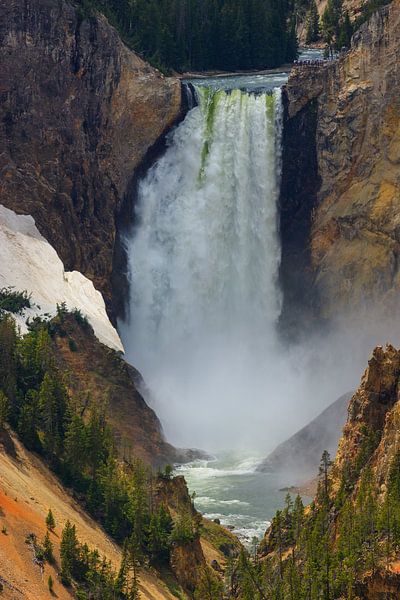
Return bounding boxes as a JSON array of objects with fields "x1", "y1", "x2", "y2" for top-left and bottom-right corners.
[
  {"x1": 322, "y1": 0, "x2": 343, "y2": 52},
  {"x1": 194, "y1": 566, "x2": 224, "y2": 599},
  {"x1": 0, "y1": 390, "x2": 9, "y2": 428},
  {"x1": 39, "y1": 372, "x2": 68, "y2": 458},
  {"x1": 60, "y1": 520, "x2": 80, "y2": 585},
  {"x1": 0, "y1": 315, "x2": 17, "y2": 419},
  {"x1": 43, "y1": 531, "x2": 54, "y2": 563},
  {"x1": 46, "y1": 509, "x2": 56, "y2": 532},
  {"x1": 337, "y1": 10, "x2": 352, "y2": 48},
  {"x1": 63, "y1": 412, "x2": 88, "y2": 484},
  {"x1": 74, "y1": 0, "x2": 298, "y2": 72},
  {"x1": 306, "y1": 0, "x2": 320, "y2": 43},
  {"x1": 147, "y1": 504, "x2": 173, "y2": 562}
]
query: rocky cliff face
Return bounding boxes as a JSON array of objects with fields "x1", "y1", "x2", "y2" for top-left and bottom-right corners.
[
  {"x1": 281, "y1": 0, "x2": 400, "y2": 328},
  {"x1": 259, "y1": 344, "x2": 400, "y2": 596},
  {"x1": 257, "y1": 392, "x2": 351, "y2": 480},
  {"x1": 0, "y1": 0, "x2": 182, "y2": 318},
  {"x1": 332, "y1": 344, "x2": 400, "y2": 496},
  {"x1": 49, "y1": 312, "x2": 179, "y2": 466}
]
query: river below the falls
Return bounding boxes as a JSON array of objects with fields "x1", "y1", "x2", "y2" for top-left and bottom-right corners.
[{"x1": 175, "y1": 454, "x2": 311, "y2": 546}]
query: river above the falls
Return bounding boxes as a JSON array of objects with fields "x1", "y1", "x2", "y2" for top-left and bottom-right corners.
[{"x1": 183, "y1": 47, "x2": 324, "y2": 93}]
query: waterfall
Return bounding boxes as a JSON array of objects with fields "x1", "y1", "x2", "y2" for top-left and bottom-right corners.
[{"x1": 121, "y1": 85, "x2": 284, "y2": 450}]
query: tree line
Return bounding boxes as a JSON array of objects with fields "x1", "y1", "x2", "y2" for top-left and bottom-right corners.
[
  {"x1": 75, "y1": 0, "x2": 298, "y2": 72},
  {"x1": 305, "y1": 0, "x2": 392, "y2": 52},
  {"x1": 2, "y1": 301, "x2": 399, "y2": 598},
  {"x1": 226, "y1": 443, "x2": 400, "y2": 599},
  {"x1": 0, "y1": 307, "x2": 201, "y2": 598}
]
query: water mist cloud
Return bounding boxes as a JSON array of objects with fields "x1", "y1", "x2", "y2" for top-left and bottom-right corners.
[{"x1": 119, "y1": 83, "x2": 400, "y2": 456}]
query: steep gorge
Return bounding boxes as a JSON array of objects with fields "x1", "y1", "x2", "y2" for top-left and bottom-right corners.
[
  {"x1": 2, "y1": 0, "x2": 400, "y2": 596},
  {"x1": 0, "y1": 0, "x2": 182, "y2": 318},
  {"x1": 280, "y1": 0, "x2": 400, "y2": 330}
]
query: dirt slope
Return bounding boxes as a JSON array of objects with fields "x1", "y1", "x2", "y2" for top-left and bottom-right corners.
[{"x1": 0, "y1": 430, "x2": 181, "y2": 600}]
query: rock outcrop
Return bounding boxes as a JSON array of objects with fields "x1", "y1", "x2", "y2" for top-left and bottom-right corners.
[
  {"x1": 259, "y1": 344, "x2": 400, "y2": 595},
  {"x1": 281, "y1": 0, "x2": 400, "y2": 328},
  {"x1": 49, "y1": 312, "x2": 181, "y2": 467},
  {"x1": 0, "y1": 0, "x2": 182, "y2": 318},
  {"x1": 332, "y1": 344, "x2": 400, "y2": 495},
  {"x1": 257, "y1": 392, "x2": 351, "y2": 480}
]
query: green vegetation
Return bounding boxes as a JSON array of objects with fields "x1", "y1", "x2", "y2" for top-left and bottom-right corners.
[
  {"x1": 43, "y1": 530, "x2": 55, "y2": 563},
  {"x1": 194, "y1": 566, "x2": 224, "y2": 599},
  {"x1": 201, "y1": 519, "x2": 240, "y2": 558},
  {"x1": 0, "y1": 287, "x2": 31, "y2": 315},
  {"x1": 231, "y1": 443, "x2": 400, "y2": 599},
  {"x1": 46, "y1": 508, "x2": 56, "y2": 532},
  {"x1": 321, "y1": 0, "x2": 391, "y2": 53},
  {"x1": 0, "y1": 310, "x2": 200, "y2": 597},
  {"x1": 73, "y1": 0, "x2": 298, "y2": 72},
  {"x1": 305, "y1": 0, "x2": 320, "y2": 43},
  {"x1": 59, "y1": 519, "x2": 133, "y2": 598}
]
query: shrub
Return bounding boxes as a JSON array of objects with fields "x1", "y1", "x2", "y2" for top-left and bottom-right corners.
[
  {"x1": 0, "y1": 287, "x2": 31, "y2": 315},
  {"x1": 72, "y1": 308, "x2": 89, "y2": 329}
]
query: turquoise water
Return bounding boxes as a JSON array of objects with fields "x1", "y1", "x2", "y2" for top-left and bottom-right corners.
[{"x1": 175, "y1": 454, "x2": 311, "y2": 545}]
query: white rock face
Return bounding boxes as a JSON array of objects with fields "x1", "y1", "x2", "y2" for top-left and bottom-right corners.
[{"x1": 0, "y1": 205, "x2": 124, "y2": 352}]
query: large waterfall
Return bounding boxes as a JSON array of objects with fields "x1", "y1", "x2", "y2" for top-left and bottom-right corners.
[{"x1": 122, "y1": 85, "x2": 286, "y2": 450}]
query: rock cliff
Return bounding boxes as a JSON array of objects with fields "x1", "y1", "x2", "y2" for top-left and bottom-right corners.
[
  {"x1": 259, "y1": 344, "x2": 400, "y2": 596},
  {"x1": 257, "y1": 392, "x2": 351, "y2": 480},
  {"x1": 0, "y1": 0, "x2": 182, "y2": 318},
  {"x1": 281, "y1": 0, "x2": 400, "y2": 328},
  {"x1": 49, "y1": 312, "x2": 179, "y2": 466},
  {"x1": 332, "y1": 344, "x2": 400, "y2": 496}
]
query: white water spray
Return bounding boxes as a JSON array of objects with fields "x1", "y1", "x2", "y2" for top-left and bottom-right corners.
[{"x1": 121, "y1": 86, "x2": 287, "y2": 450}]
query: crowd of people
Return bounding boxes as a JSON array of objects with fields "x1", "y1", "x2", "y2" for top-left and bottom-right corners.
[{"x1": 293, "y1": 56, "x2": 337, "y2": 67}]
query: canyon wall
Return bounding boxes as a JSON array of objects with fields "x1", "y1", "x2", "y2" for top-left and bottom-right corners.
[
  {"x1": 281, "y1": 0, "x2": 400, "y2": 328},
  {"x1": 0, "y1": 0, "x2": 182, "y2": 318}
]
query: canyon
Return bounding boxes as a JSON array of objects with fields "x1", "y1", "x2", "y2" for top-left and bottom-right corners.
[
  {"x1": 1, "y1": 0, "x2": 400, "y2": 597},
  {"x1": 281, "y1": 0, "x2": 400, "y2": 330}
]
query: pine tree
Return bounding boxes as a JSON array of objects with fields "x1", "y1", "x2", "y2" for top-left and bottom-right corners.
[
  {"x1": 39, "y1": 372, "x2": 68, "y2": 458},
  {"x1": 322, "y1": 0, "x2": 343, "y2": 51},
  {"x1": 0, "y1": 315, "x2": 17, "y2": 419},
  {"x1": 194, "y1": 566, "x2": 224, "y2": 599},
  {"x1": 60, "y1": 520, "x2": 79, "y2": 585},
  {"x1": 306, "y1": 0, "x2": 320, "y2": 43},
  {"x1": 43, "y1": 531, "x2": 54, "y2": 563},
  {"x1": 147, "y1": 504, "x2": 173, "y2": 562},
  {"x1": 63, "y1": 412, "x2": 88, "y2": 483},
  {"x1": 337, "y1": 10, "x2": 352, "y2": 48},
  {"x1": 46, "y1": 509, "x2": 56, "y2": 532},
  {"x1": 0, "y1": 391, "x2": 9, "y2": 428},
  {"x1": 318, "y1": 450, "x2": 332, "y2": 505}
]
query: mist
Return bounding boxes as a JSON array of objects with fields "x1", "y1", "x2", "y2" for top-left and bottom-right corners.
[{"x1": 119, "y1": 84, "x2": 400, "y2": 458}]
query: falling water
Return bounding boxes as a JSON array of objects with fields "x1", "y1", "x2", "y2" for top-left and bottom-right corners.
[{"x1": 121, "y1": 85, "x2": 285, "y2": 450}]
